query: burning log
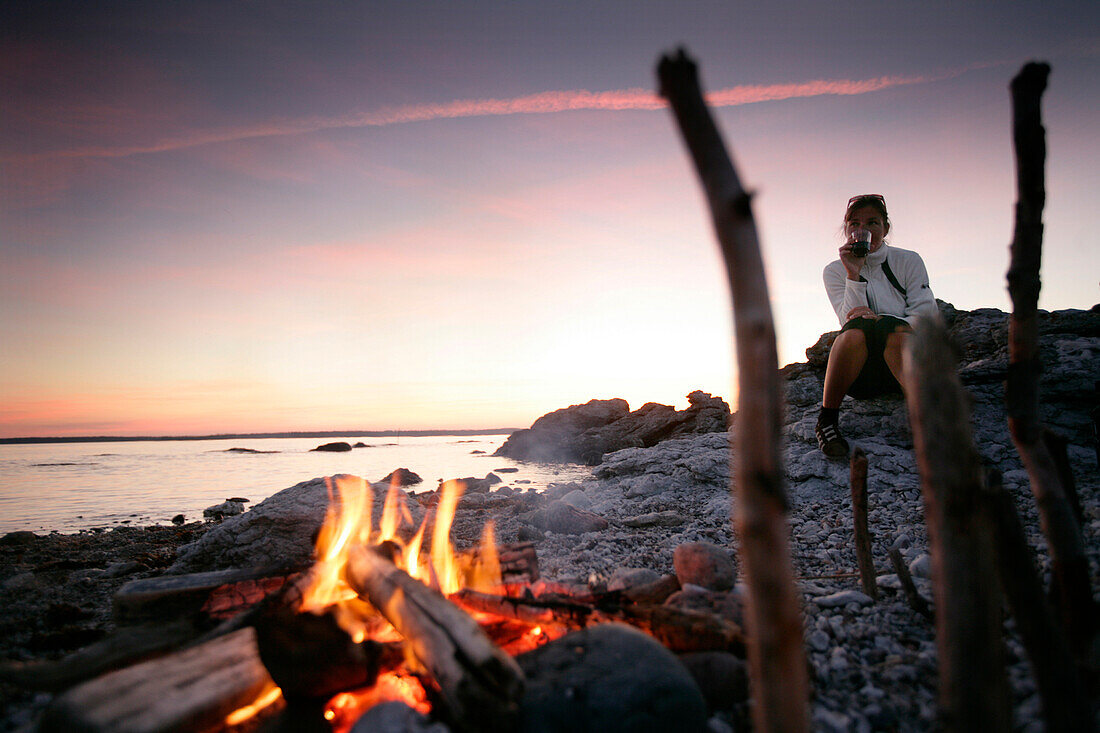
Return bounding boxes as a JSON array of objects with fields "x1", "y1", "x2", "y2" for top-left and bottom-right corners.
[
  {"x1": 903, "y1": 318, "x2": 1011, "y2": 731},
  {"x1": 37, "y1": 626, "x2": 276, "y2": 733},
  {"x1": 254, "y1": 603, "x2": 404, "y2": 701},
  {"x1": 452, "y1": 588, "x2": 745, "y2": 655},
  {"x1": 1004, "y1": 61, "x2": 1096, "y2": 652},
  {"x1": 113, "y1": 566, "x2": 303, "y2": 624},
  {"x1": 849, "y1": 447, "x2": 878, "y2": 600},
  {"x1": 658, "y1": 48, "x2": 808, "y2": 732},
  {"x1": 344, "y1": 544, "x2": 524, "y2": 733}
]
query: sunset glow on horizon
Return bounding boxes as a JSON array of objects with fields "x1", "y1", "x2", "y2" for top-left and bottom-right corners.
[{"x1": 3, "y1": 1, "x2": 1098, "y2": 438}]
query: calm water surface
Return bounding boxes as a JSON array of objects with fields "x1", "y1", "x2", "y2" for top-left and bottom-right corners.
[{"x1": 0, "y1": 435, "x2": 591, "y2": 534}]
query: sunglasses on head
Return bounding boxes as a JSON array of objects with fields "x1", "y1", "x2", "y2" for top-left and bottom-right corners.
[{"x1": 848, "y1": 193, "x2": 886, "y2": 206}]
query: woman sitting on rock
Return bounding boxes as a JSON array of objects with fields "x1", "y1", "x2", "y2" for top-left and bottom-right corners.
[{"x1": 817, "y1": 194, "x2": 938, "y2": 457}]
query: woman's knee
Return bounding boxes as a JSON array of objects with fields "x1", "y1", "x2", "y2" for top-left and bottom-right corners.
[
  {"x1": 832, "y1": 327, "x2": 867, "y2": 355},
  {"x1": 885, "y1": 329, "x2": 909, "y2": 351}
]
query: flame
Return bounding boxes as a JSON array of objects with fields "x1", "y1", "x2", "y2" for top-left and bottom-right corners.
[
  {"x1": 469, "y1": 520, "x2": 501, "y2": 592},
  {"x1": 322, "y1": 672, "x2": 429, "y2": 731},
  {"x1": 224, "y1": 682, "x2": 283, "y2": 726},
  {"x1": 299, "y1": 476, "x2": 372, "y2": 613},
  {"x1": 431, "y1": 479, "x2": 464, "y2": 594}
]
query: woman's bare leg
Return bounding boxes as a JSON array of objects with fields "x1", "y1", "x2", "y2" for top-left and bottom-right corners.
[
  {"x1": 883, "y1": 325, "x2": 912, "y2": 391},
  {"x1": 822, "y1": 328, "x2": 868, "y2": 409}
]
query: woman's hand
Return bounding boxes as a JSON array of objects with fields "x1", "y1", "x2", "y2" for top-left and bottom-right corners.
[
  {"x1": 839, "y1": 241, "x2": 866, "y2": 280},
  {"x1": 846, "y1": 306, "x2": 879, "y2": 322}
]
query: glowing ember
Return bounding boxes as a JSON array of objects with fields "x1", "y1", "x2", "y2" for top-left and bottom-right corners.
[{"x1": 223, "y1": 683, "x2": 283, "y2": 727}]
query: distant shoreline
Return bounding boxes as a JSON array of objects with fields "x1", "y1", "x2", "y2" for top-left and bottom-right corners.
[{"x1": 0, "y1": 429, "x2": 519, "y2": 445}]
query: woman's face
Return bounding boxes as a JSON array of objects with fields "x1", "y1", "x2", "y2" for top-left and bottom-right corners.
[{"x1": 845, "y1": 205, "x2": 889, "y2": 252}]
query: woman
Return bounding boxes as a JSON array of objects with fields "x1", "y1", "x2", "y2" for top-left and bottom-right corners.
[{"x1": 816, "y1": 194, "x2": 938, "y2": 457}]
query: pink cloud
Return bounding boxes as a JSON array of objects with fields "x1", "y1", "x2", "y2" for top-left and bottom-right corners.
[{"x1": 8, "y1": 70, "x2": 959, "y2": 164}]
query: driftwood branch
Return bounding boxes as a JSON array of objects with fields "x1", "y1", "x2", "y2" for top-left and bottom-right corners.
[
  {"x1": 849, "y1": 448, "x2": 878, "y2": 599},
  {"x1": 657, "y1": 47, "x2": 808, "y2": 733},
  {"x1": 888, "y1": 548, "x2": 931, "y2": 620},
  {"x1": 451, "y1": 588, "x2": 745, "y2": 654},
  {"x1": 980, "y1": 470, "x2": 1090, "y2": 732},
  {"x1": 37, "y1": 627, "x2": 276, "y2": 733},
  {"x1": 903, "y1": 318, "x2": 1011, "y2": 731},
  {"x1": 1005, "y1": 61, "x2": 1095, "y2": 652},
  {"x1": 344, "y1": 544, "x2": 524, "y2": 733}
]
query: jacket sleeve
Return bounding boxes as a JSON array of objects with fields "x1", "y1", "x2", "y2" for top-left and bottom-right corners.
[
  {"x1": 823, "y1": 261, "x2": 868, "y2": 326},
  {"x1": 900, "y1": 252, "x2": 938, "y2": 322}
]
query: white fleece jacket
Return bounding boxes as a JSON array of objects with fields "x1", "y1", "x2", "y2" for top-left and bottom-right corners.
[{"x1": 823, "y1": 244, "x2": 938, "y2": 327}]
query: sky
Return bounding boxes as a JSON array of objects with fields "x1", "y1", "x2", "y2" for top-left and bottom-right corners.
[{"x1": 2, "y1": 1, "x2": 1098, "y2": 438}]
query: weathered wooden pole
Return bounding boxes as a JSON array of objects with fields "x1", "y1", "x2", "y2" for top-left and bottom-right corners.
[
  {"x1": 658, "y1": 48, "x2": 808, "y2": 732},
  {"x1": 849, "y1": 447, "x2": 878, "y2": 599},
  {"x1": 903, "y1": 319, "x2": 1011, "y2": 732},
  {"x1": 979, "y1": 470, "x2": 1090, "y2": 732},
  {"x1": 1004, "y1": 61, "x2": 1095, "y2": 651}
]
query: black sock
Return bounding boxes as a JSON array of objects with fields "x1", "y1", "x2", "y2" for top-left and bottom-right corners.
[{"x1": 818, "y1": 407, "x2": 840, "y2": 426}]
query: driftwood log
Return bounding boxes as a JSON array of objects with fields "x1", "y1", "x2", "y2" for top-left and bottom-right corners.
[
  {"x1": 849, "y1": 447, "x2": 878, "y2": 599},
  {"x1": 344, "y1": 544, "x2": 524, "y2": 733},
  {"x1": 980, "y1": 470, "x2": 1090, "y2": 731},
  {"x1": 37, "y1": 626, "x2": 276, "y2": 733},
  {"x1": 903, "y1": 318, "x2": 1011, "y2": 732},
  {"x1": 451, "y1": 588, "x2": 745, "y2": 654},
  {"x1": 657, "y1": 47, "x2": 808, "y2": 733},
  {"x1": 1004, "y1": 61, "x2": 1095, "y2": 651}
]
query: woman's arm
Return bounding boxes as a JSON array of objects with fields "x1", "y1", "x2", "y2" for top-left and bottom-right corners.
[
  {"x1": 900, "y1": 252, "x2": 938, "y2": 321},
  {"x1": 823, "y1": 261, "x2": 870, "y2": 326}
]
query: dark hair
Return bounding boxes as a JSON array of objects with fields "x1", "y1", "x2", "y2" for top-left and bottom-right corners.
[{"x1": 844, "y1": 194, "x2": 890, "y2": 230}]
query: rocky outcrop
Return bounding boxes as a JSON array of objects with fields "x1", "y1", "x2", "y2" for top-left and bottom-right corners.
[
  {"x1": 169, "y1": 474, "x2": 425, "y2": 573},
  {"x1": 495, "y1": 392, "x2": 730, "y2": 465},
  {"x1": 312, "y1": 441, "x2": 352, "y2": 452}
]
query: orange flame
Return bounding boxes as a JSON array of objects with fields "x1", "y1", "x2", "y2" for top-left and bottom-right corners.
[{"x1": 227, "y1": 474, "x2": 508, "y2": 728}]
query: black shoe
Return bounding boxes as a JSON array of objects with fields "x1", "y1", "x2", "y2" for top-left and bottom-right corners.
[{"x1": 816, "y1": 421, "x2": 850, "y2": 458}]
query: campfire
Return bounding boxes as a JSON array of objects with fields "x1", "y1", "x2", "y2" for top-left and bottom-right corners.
[{"x1": 31, "y1": 473, "x2": 742, "y2": 733}]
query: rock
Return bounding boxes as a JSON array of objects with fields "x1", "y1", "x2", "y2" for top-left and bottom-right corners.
[
  {"x1": 494, "y1": 398, "x2": 631, "y2": 463},
  {"x1": 677, "y1": 652, "x2": 749, "y2": 711},
  {"x1": 226, "y1": 497, "x2": 250, "y2": 503},
  {"x1": 352, "y1": 442, "x2": 368, "y2": 448},
  {"x1": 381, "y1": 468, "x2": 423, "y2": 486},
  {"x1": 815, "y1": 590, "x2": 874, "y2": 608},
  {"x1": 607, "y1": 567, "x2": 661, "y2": 592},
  {"x1": 623, "y1": 511, "x2": 686, "y2": 528},
  {"x1": 103, "y1": 561, "x2": 144, "y2": 578},
  {"x1": 170, "y1": 514, "x2": 186, "y2": 525},
  {"x1": 494, "y1": 393, "x2": 730, "y2": 465},
  {"x1": 445, "y1": 473, "x2": 501, "y2": 494},
  {"x1": 519, "y1": 501, "x2": 609, "y2": 535},
  {"x1": 470, "y1": 449, "x2": 486, "y2": 454},
  {"x1": 349, "y1": 701, "x2": 449, "y2": 732},
  {"x1": 170, "y1": 474, "x2": 424, "y2": 573},
  {"x1": 494, "y1": 467, "x2": 519, "y2": 473},
  {"x1": 908, "y1": 553, "x2": 933, "y2": 579},
  {"x1": 0, "y1": 531, "x2": 38, "y2": 546},
  {"x1": 202, "y1": 500, "x2": 246, "y2": 520},
  {"x1": 673, "y1": 542, "x2": 736, "y2": 591},
  {"x1": 311, "y1": 442, "x2": 352, "y2": 452},
  {"x1": 516, "y1": 624, "x2": 708, "y2": 733},
  {"x1": 558, "y1": 489, "x2": 592, "y2": 510}
]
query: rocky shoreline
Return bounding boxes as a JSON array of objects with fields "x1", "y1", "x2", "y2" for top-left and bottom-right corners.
[{"x1": 1, "y1": 302, "x2": 1096, "y2": 731}]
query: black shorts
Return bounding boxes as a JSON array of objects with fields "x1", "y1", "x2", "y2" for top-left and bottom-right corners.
[{"x1": 839, "y1": 315, "x2": 910, "y2": 398}]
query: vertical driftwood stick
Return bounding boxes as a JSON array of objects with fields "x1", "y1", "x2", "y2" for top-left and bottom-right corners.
[
  {"x1": 849, "y1": 448, "x2": 878, "y2": 599},
  {"x1": 658, "y1": 48, "x2": 808, "y2": 733},
  {"x1": 888, "y1": 548, "x2": 931, "y2": 620},
  {"x1": 903, "y1": 319, "x2": 1010, "y2": 732},
  {"x1": 1005, "y1": 61, "x2": 1095, "y2": 650},
  {"x1": 980, "y1": 470, "x2": 1090, "y2": 732}
]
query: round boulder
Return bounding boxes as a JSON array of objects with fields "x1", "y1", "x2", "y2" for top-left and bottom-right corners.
[{"x1": 673, "y1": 541, "x2": 736, "y2": 591}]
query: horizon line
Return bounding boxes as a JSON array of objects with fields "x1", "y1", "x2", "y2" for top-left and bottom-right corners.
[{"x1": 0, "y1": 428, "x2": 521, "y2": 445}]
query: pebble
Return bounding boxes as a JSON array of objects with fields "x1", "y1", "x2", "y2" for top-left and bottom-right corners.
[{"x1": 816, "y1": 590, "x2": 873, "y2": 608}]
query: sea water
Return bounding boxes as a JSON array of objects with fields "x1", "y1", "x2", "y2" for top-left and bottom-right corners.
[{"x1": 0, "y1": 435, "x2": 591, "y2": 534}]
